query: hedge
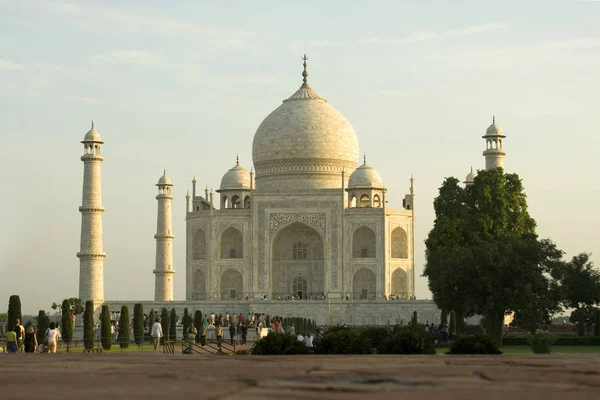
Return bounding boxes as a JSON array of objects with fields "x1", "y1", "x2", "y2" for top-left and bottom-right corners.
[{"x1": 502, "y1": 335, "x2": 600, "y2": 346}]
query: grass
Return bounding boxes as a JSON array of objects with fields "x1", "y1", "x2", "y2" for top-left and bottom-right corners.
[{"x1": 437, "y1": 346, "x2": 600, "y2": 355}]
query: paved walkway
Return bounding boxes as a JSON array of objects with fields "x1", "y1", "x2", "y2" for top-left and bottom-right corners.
[{"x1": 2, "y1": 353, "x2": 599, "y2": 399}]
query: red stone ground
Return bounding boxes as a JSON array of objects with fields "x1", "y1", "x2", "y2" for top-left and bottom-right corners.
[{"x1": 1, "y1": 352, "x2": 599, "y2": 399}]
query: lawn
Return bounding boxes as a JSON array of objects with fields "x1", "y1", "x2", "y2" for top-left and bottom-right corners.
[{"x1": 437, "y1": 346, "x2": 600, "y2": 354}]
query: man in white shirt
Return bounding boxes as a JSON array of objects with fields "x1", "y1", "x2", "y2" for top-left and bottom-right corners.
[
  {"x1": 304, "y1": 333, "x2": 313, "y2": 349},
  {"x1": 296, "y1": 333, "x2": 304, "y2": 343},
  {"x1": 151, "y1": 317, "x2": 163, "y2": 351}
]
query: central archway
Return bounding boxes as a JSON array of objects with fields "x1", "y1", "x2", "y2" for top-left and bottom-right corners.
[
  {"x1": 352, "y1": 268, "x2": 375, "y2": 300},
  {"x1": 271, "y1": 221, "x2": 324, "y2": 299},
  {"x1": 220, "y1": 269, "x2": 243, "y2": 300}
]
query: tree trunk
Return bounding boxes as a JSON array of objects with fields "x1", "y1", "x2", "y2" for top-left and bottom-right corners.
[
  {"x1": 455, "y1": 310, "x2": 465, "y2": 334},
  {"x1": 578, "y1": 316, "x2": 585, "y2": 337},
  {"x1": 486, "y1": 311, "x2": 504, "y2": 347}
]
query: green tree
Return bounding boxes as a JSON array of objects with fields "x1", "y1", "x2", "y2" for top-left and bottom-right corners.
[
  {"x1": 118, "y1": 306, "x2": 130, "y2": 349},
  {"x1": 595, "y1": 309, "x2": 600, "y2": 337},
  {"x1": 148, "y1": 308, "x2": 156, "y2": 331},
  {"x1": 449, "y1": 310, "x2": 456, "y2": 335},
  {"x1": 561, "y1": 253, "x2": 600, "y2": 337},
  {"x1": 133, "y1": 304, "x2": 144, "y2": 346},
  {"x1": 424, "y1": 169, "x2": 564, "y2": 346},
  {"x1": 100, "y1": 305, "x2": 112, "y2": 350},
  {"x1": 61, "y1": 299, "x2": 73, "y2": 350},
  {"x1": 569, "y1": 306, "x2": 598, "y2": 333},
  {"x1": 170, "y1": 308, "x2": 177, "y2": 341},
  {"x1": 160, "y1": 308, "x2": 169, "y2": 343},
  {"x1": 51, "y1": 298, "x2": 84, "y2": 317},
  {"x1": 37, "y1": 310, "x2": 50, "y2": 344},
  {"x1": 7, "y1": 295, "x2": 22, "y2": 328},
  {"x1": 411, "y1": 311, "x2": 418, "y2": 327},
  {"x1": 183, "y1": 308, "x2": 190, "y2": 334},
  {"x1": 83, "y1": 301, "x2": 94, "y2": 350},
  {"x1": 194, "y1": 310, "x2": 203, "y2": 342}
]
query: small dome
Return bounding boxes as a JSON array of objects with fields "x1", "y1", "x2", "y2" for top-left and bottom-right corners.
[
  {"x1": 484, "y1": 116, "x2": 504, "y2": 137},
  {"x1": 157, "y1": 170, "x2": 172, "y2": 186},
  {"x1": 220, "y1": 160, "x2": 251, "y2": 190},
  {"x1": 348, "y1": 158, "x2": 384, "y2": 189},
  {"x1": 464, "y1": 167, "x2": 477, "y2": 184},
  {"x1": 82, "y1": 122, "x2": 103, "y2": 143}
]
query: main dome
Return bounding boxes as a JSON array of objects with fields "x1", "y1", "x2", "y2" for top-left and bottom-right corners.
[{"x1": 252, "y1": 57, "x2": 360, "y2": 190}]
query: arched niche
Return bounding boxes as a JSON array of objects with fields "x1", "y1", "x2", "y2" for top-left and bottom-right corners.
[
  {"x1": 391, "y1": 227, "x2": 408, "y2": 258},
  {"x1": 391, "y1": 268, "x2": 408, "y2": 299},
  {"x1": 352, "y1": 268, "x2": 375, "y2": 300},
  {"x1": 220, "y1": 227, "x2": 243, "y2": 259},
  {"x1": 220, "y1": 269, "x2": 243, "y2": 300},
  {"x1": 352, "y1": 226, "x2": 376, "y2": 258},
  {"x1": 192, "y1": 229, "x2": 206, "y2": 260}
]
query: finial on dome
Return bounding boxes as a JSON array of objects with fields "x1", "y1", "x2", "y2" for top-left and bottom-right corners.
[
  {"x1": 493, "y1": 115, "x2": 496, "y2": 124},
  {"x1": 302, "y1": 54, "x2": 308, "y2": 84},
  {"x1": 236, "y1": 154, "x2": 239, "y2": 165},
  {"x1": 91, "y1": 120, "x2": 94, "y2": 129},
  {"x1": 470, "y1": 166, "x2": 473, "y2": 173},
  {"x1": 192, "y1": 175, "x2": 196, "y2": 183},
  {"x1": 364, "y1": 153, "x2": 367, "y2": 164},
  {"x1": 163, "y1": 169, "x2": 166, "y2": 176}
]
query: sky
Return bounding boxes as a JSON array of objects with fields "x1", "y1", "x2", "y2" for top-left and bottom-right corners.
[{"x1": 1, "y1": 0, "x2": 599, "y2": 314}]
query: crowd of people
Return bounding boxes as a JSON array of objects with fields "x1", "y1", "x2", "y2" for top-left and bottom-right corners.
[{"x1": 3, "y1": 319, "x2": 62, "y2": 354}]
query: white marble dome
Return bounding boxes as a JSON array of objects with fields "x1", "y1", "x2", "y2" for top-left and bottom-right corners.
[
  {"x1": 464, "y1": 167, "x2": 477, "y2": 184},
  {"x1": 252, "y1": 67, "x2": 360, "y2": 190},
  {"x1": 157, "y1": 170, "x2": 172, "y2": 186},
  {"x1": 348, "y1": 159, "x2": 384, "y2": 188},
  {"x1": 82, "y1": 124, "x2": 103, "y2": 143},
  {"x1": 220, "y1": 161, "x2": 251, "y2": 190},
  {"x1": 485, "y1": 116, "x2": 504, "y2": 137}
]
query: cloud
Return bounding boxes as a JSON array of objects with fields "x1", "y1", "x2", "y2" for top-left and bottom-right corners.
[
  {"x1": 361, "y1": 23, "x2": 510, "y2": 45},
  {"x1": 18, "y1": 1, "x2": 253, "y2": 46},
  {"x1": 0, "y1": 59, "x2": 24, "y2": 70}
]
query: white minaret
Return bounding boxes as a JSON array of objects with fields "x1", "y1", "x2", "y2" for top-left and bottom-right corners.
[
  {"x1": 482, "y1": 116, "x2": 506, "y2": 170},
  {"x1": 77, "y1": 122, "x2": 105, "y2": 304},
  {"x1": 154, "y1": 170, "x2": 175, "y2": 301}
]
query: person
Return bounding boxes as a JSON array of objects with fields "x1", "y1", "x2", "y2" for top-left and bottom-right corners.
[
  {"x1": 240, "y1": 323, "x2": 248, "y2": 345},
  {"x1": 5, "y1": 325, "x2": 18, "y2": 353},
  {"x1": 200, "y1": 322, "x2": 207, "y2": 347},
  {"x1": 151, "y1": 317, "x2": 163, "y2": 351},
  {"x1": 24, "y1": 325, "x2": 38, "y2": 353},
  {"x1": 46, "y1": 322, "x2": 61, "y2": 354},
  {"x1": 15, "y1": 319, "x2": 25, "y2": 352},
  {"x1": 304, "y1": 333, "x2": 313, "y2": 349},
  {"x1": 216, "y1": 324, "x2": 223, "y2": 346},
  {"x1": 186, "y1": 323, "x2": 197, "y2": 353},
  {"x1": 229, "y1": 323, "x2": 236, "y2": 345},
  {"x1": 296, "y1": 332, "x2": 304, "y2": 342}
]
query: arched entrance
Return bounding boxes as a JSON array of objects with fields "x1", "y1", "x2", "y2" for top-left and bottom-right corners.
[
  {"x1": 391, "y1": 268, "x2": 408, "y2": 299},
  {"x1": 271, "y1": 221, "x2": 324, "y2": 299},
  {"x1": 220, "y1": 269, "x2": 243, "y2": 300},
  {"x1": 193, "y1": 270, "x2": 206, "y2": 300},
  {"x1": 352, "y1": 268, "x2": 375, "y2": 300}
]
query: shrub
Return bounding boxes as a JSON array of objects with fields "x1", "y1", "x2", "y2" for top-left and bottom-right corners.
[
  {"x1": 595, "y1": 309, "x2": 600, "y2": 337},
  {"x1": 61, "y1": 299, "x2": 73, "y2": 345},
  {"x1": 118, "y1": 306, "x2": 129, "y2": 349},
  {"x1": 100, "y1": 305, "x2": 112, "y2": 350},
  {"x1": 37, "y1": 310, "x2": 49, "y2": 344},
  {"x1": 7, "y1": 295, "x2": 22, "y2": 327},
  {"x1": 528, "y1": 332, "x2": 556, "y2": 354},
  {"x1": 462, "y1": 324, "x2": 485, "y2": 335},
  {"x1": 380, "y1": 326, "x2": 436, "y2": 355},
  {"x1": 194, "y1": 310, "x2": 203, "y2": 342},
  {"x1": 252, "y1": 332, "x2": 309, "y2": 355},
  {"x1": 170, "y1": 308, "x2": 177, "y2": 341},
  {"x1": 448, "y1": 333, "x2": 502, "y2": 354},
  {"x1": 236, "y1": 349, "x2": 250, "y2": 355},
  {"x1": 361, "y1": 327, "x2": 389, "y2": 353},
  {"x1": 183, "y1": 308, "x2": 190, "y2": 334},
  {"x1": 133, "y1": 304, "x2": 144, "y2": 346},
  {"x1": 411, "y1": 311, "x2": 418, "y2": 327},
  {"x1": 314, "y1": 328, "x2": 373, "y2": 355},
  {"x1": 502, "y1": 336, "x2": 529, "y2": 346},
  {"x1": 160, "y1": 308, "x2": 169, "y2": 343},
  {"x1": 83, "y1": 301, "x2": 94, "y2": 350}
]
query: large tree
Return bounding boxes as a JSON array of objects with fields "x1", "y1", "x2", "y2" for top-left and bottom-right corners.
[
  {"x1": 7, "y1": 295, "x2": 22, "y2": 328},
  {"x1": 118, "y1": 306, "x2": 130, "y2": 349},
  {"x1": 61, "y1": 299, "x2": 73, "y2": 351},
  {"x1": 562, "y1": 253, "x2": 600, "y2": 336},
  {"x1": 83, "y1": 301, "x2": 94, "y2": 350},
  {"x1": 37, "y1": 310, "x2": 50, "y2": 344},
  {"x1": 170, "y1": 308, "x2": 177, "y2": 341},
  {"x1": 160, "y1": 308, "x2": 169, "y2": 343},
  {"x1": 52, "y1": 298, "x2": 84, "y2": 317},
  {"x1": 133, "y1": 304, "x2": 144, "y2": 346},
  {"x1": 424, "y1": 169, "x2": 563, "y2": 345},
  {"x1": 100, "y1": 305, "x2": 112, "y2": 350}
]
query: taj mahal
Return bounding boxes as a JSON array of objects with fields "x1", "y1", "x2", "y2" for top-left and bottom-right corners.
[{"x1": 77, "y1": 56, "x2": 506, "y2": 326}]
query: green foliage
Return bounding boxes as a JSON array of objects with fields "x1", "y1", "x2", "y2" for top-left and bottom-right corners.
[
  {"x1": 118, "y1": 306, "x2": 130, "y2": 349},
  {"x1": 7, "y1": 295, "x2": 22, "y2": 328},
  {"x1": 0, "y1": 312, "x2": 7, "y2": 323},
  {"x1": 83, "y1": 301, "x2": 94, "y2": 350},
  {"x1": 60, "y1": 299, "x2": 73, "y2": 343},
  {"x1": 160, "y1": 308, "x2": 169, "y2": 343},
  {"x1": 462, "y1": 324, "x2": 485, "y2": 335},
  {"x1": 449, "y1": 310, "x2": 456, "y2": 334},
  {"x1": 133, "y1": 304, "x2": 144, "y2": 346},
  {"x1": 252, "y1": 332, "x2": 310, "y2": 355},
  {"x1": 448, "y1": 333, "x2": 502, "y2": 354},
  {"x1": 314, "y1": 327, "x2": 373, "y2": 355},
  {"x1": 527, "y1": 332, "x2": 556, "y2": 354},
  {"x1": 37, "y1": 310, "x2": 49, "y2": 344},
  {"x1": 170, "y1": 308, "x2": 177, "y2": 341},
  {"x1": 411, "y1": 311, "x2": 418, "y2": 327},
  {"x1": 100, "y1": 305, "x2": 112, "y2": 350},
  {"x1": 596, "y1": 309, "x2": 600, "y2": 337},
  {"x1": 51, "y1": 298, "x2": 84, "y2": 316},
  {"x1": 569, "y1": 306, "x2": 598, "y2": 330},
  {"x1": 148, "y1": 309, "x2": 156, "y2": 329},
  {"x1": 380, "y1": 325, "x2": 436, "y2": 355},
  {"x1": 183, "y1": 308, "x2": 189, "y2": 334},
  {"x1": 360, "y1": 328, "x2": 389, "y2": 352},
  {"x1": 503, "y1": 335, "x2": 600, "y2": 346},
  {"x1": 194, "y1": 310, "x2": 203, "y2": 341}
]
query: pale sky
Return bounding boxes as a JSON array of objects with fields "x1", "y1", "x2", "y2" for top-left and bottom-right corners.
[{"x1": 1, "y1": 0, "x2": 598, "y2": 314}]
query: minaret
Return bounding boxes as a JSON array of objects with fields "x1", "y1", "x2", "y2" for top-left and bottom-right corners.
[
  {"x1": 77, "y1": 121, "x2": 106, "y2": 305},
  {"x1": 154, "y1": 170, "x2": 175, "y2": 301},
  {"x1": 482, "y1": 116, "x2": 506, "y2": 170}
]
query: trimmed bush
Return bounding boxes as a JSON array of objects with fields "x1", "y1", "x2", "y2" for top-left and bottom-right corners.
[
  {"x1": 170, "y1": 308, "x2": 177, "y2": 341},
  {"x1": 361, "y1": 327, "x2": 389, "y2": 353},
  {"x1": 148, "y1": 308, "x2": 155, "y2": 331},
  {"x1": 160, "y1": 308, "x2": 169, "y2": 343},
  {"x1": 37, "y1": 310, "x2": 49, "y2": 344},
  {"x1": 118, "y1": 306, "x2": 129, "y2": 349},
  {"x1": 595, "y1": 309, "x2": 600, "y2": 337},
  {"x1": 411, "y1": 311, "x2": 418, "y2": 327},
  {"x1": 448, "y1": 333, "x2": 502, "y2": 354},
  {"x1": 100, "y1": 305, "x2": 112, "y2": 350},
  {"x1": 528, "y1": 332, "x2": 556, "y2": 354},
  {"x1": 61, "y1": 299, "x2": 73, "y2": 346},
  {"x1": 462, "y1": 324, "x2": 485, "y2": 335},
  {"x1": 252, "y1": 332, "x2": 309, "y2": 355},
  {"x1": 183, "y1": 308, "x2": 190, "y2": 334},
  {"x1": 83, "y1": 301, "x2": 94, "y2": 350},
  {"x1": 380, "y1": 326, "x2": 436, "y2": 355},
  {"x1": 314, "y1": 327, "x2": 373, "y2": 355},
  {"x1": 133, "y1": 304, "x2": 144, "y2": 346},
  {"x1": 7, "y1": 295, "x2": 22, "y2": 327},
  {"x1": 194, "y1": 310, "x2": 203, "y2": 342}
]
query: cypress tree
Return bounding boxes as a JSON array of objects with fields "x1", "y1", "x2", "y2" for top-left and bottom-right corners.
[
  {"x1": 194, "y1": 310, "x2": 203, "y2": 342},
  {"x1": 7, "y1": 295, "x2": 22, "y2": 328},
  {"x1": 61, "y1": 299, "x2": 73, "y2": 351},
  {"x1": 183, "y1": 308, "x2": 189, "y2": 334},
  {"x1": 449, "y1": 310, "x2": 456, "y2": 335},
  {"x1": 83, "y1": 301, "x2": 94, "y2": 350},
  {"x1": 37, "y1": 310, "x2": 49, "y2": 344},
  {"x1": 578, "y1": 317, "x2": 585, "y2": 337},
  {"x1": 411, "y1": 311, "x2": 418, "y2": 327},
  {"x1": 170, "y1": 308, "x2": 177, "y2": 341},
  {"x1": 160, "y1": 308, "x2": 169, "y2": 343},
  {"x1": 133, "y1": 303, "x2": 144, "y2": 346},
  {"x1": 118, "y1": 306, "x2": 130, "y2": 349},
  {"x1": 100, "y1": 305, "x2": 112, "y2": 350}
]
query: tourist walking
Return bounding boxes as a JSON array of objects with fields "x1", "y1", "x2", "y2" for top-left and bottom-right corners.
[
  {"x1": 45, "y1": 322, "x2": 61, "y2": 353},
  {"x1": 229, "y1": 324, "x2": 236, "y2": 345},
  {"x1": 216, "y1": 325, "x2": 223, "y2": 346},
  {"x1": 200, "y1": 323, "x2": 207, "y2": 347},
  {"x1": 186, "y1": 323, "x2": 197, "y2": 353},
  {"x1": 24, "y1": 325, "x2": 38, "y2": 353},
  {"x1": 15, "y1": 319, "x2": 25, "y2": 352},
  {"x1": 304, "y1": 333, "x2": 313, "y2": 349},
  {"x1": 5, "y1": 325, "x2": 18, "y2": 353},
  {"x1": 151, "y1": 317, "x2": 163, "y2": 351}
]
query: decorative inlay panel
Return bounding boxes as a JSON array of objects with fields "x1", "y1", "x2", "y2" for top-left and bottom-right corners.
[{"x1": 269, "y1": 213, "x2": 326, "y2": 236}]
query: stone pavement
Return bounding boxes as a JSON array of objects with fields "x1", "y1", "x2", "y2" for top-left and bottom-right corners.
[{"x1": 1, "y1": 353, "x2": 599, "y2": 399}]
